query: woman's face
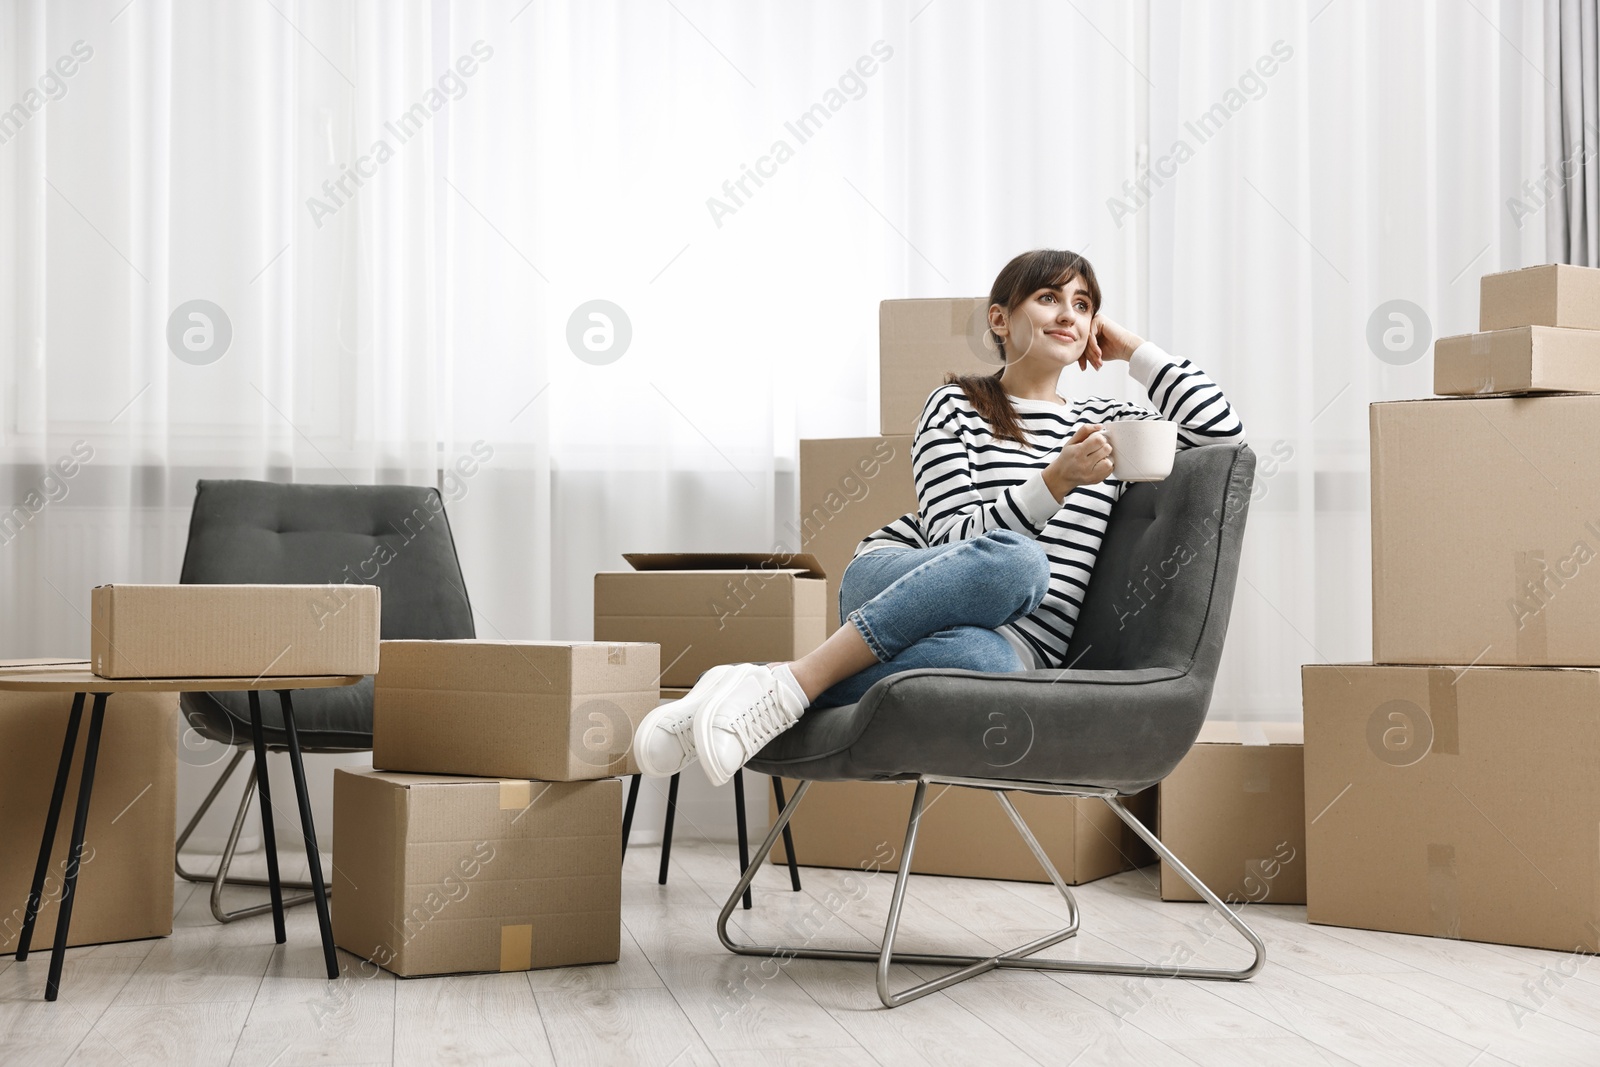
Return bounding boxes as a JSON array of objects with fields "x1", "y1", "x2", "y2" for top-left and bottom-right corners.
[{"x1": 992, "y1": 274, "x2": 1094, "y2": 366}]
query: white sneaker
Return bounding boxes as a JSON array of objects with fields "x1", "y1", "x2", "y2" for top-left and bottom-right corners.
[
  {"x1": 633, "y1": 664, "x2": 741, "y2": 778},
  {"x1": 694, "y1": 663, "x2": 809, "y2": 787}
]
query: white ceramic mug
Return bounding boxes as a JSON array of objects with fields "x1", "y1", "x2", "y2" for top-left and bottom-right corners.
[{"x1": 1102, "y1": 420, "x2": 1179, "y2": 482}]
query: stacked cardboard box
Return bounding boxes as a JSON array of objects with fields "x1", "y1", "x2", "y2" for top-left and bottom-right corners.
[
  {"x1": 336, "y1": 639, "x2": 660, "y2": 977},
  {"x1": 1304, "y1": 263, "x2": 1600, "y2": 952}
]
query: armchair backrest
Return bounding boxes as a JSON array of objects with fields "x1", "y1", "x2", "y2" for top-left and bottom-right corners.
[
  {"x1": 179, "y1": 479, "x2": 476, "y2": 641},
  {"x1": 1062, "y1": 443, "x2": 1255, "y2": 678}
]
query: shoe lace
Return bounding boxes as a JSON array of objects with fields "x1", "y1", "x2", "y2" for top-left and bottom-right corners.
[
  {"x1": 672, "y1": 714, "x2": 698, "y2": 760},
  {"x1": 730, "y1": 689, "x2": 788, "y2": 751}
]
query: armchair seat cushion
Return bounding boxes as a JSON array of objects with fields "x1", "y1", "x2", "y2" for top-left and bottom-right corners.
[{"x1": 746, "y1": 666, "x2": 1201, "y2": 794}]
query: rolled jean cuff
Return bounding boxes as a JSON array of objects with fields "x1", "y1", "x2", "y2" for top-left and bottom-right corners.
[{"x1": 847, "y1": 608, "x2": 891, "y2": 662}]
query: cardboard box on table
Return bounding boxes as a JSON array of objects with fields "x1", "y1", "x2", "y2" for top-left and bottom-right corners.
[
  {"x1": 1157, "y1": 721, "x2": 1306, "y2": 904},
  {"x1": 593, "y1": 553, "x2": 826, "y2": 688},
  {"x1": 332, "y1": 769, "x2": 621, "y2": 977},
  {"x1": 1370, "y1": 395, "x2": 1600, "y2": 667},
  {"x1": 373, "y1": 640, "x2": 660, "y2": 780},
  {"x1": 1302, "y1": 663, "x2": 1600, "y2": 953},
  {"x1": 768, "y1": 778, "x2": 1156, "y2": 885},
  {"x1": 0, "y1": 660, "x2": 177, "y2": 956},
  {"x1": 90, "y1": 583, "x2": 380, "y2": 678},
  {"x1": 879, "y1": 298, "x2": 999, "y2": 436},
  {"x1": 797, "y1": 436, "x2": 918, "y2": 632},
  {"x1": 1433, "y1": 327, "x2": 1600, "y2": 396},
  {"x1": 1479, "y1": 263, "x2": 1600, "y2": 331}
]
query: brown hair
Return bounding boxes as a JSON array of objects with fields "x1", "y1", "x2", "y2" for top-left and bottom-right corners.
[{"x1": 942, "y1": 249, "x2": 1102, "y2": 445}]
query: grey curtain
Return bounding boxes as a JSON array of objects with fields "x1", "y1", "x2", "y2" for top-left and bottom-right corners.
[{"x1": 1549, "y1": 0, "x2": 1600, "y2": 265}]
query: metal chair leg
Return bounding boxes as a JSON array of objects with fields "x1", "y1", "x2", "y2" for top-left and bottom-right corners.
[
  {"x1": 770, "y1": 776, "x2": 802, "y2": 892},
  {"x1": 732, "y1": 770, "x2": 753, "y2": 910},
  {"x1": 716, "y1": 776, "x2": 1266, "y2": 1009},
  {"x1": 658, "y1": 773, "x2": 680, "y2": 886},
  {"x1": 174, "y1": 743, "x2": 317, "y2": 923}
]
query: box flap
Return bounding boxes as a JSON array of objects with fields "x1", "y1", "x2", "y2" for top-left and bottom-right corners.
[{"x1": 620, "y1": 552, "x2": 826, "y2": 580}]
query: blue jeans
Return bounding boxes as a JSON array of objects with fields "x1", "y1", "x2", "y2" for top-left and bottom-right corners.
[{"x1": 808, "y1": 529, "x2": 1052, "y2": 709}]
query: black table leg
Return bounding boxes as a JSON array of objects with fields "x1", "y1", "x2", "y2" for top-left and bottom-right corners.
[
  {"x1": 771, "y1": 777, "x2": 802, "y2": 892},
  {"x1": 247, "y1": 690, "x2": 286, "y2": 944},
  {"x1": 277, "y1": 690, "x2": 337, "y2": 979},
  {"x1": 732, "y1": 769, "x2": 752, "y2": 910},
  {"x1": 17, "y1": 693, "x2": 84, "y2": 962},
  {"x1": 658, "y1": 773, "x2": 679, "y2": 886},
  {"x1": 44, "y1": 693, "x2": 107, "y2": 1002},
  {"x1": 621, "y1": 774, "x2": 641, "y2": 861}
]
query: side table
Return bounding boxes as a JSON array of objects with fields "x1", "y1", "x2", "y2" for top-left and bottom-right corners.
[{"x1": 0, "y1": 668, "x2": 362, "y2": 1001}]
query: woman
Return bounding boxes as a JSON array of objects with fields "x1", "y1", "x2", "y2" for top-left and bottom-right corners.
[{"x1": 633, "y1": 248, "x2": 1247, "y2": 787}]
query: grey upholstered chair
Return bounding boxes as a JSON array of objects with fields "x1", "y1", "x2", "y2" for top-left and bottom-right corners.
[
  {"x1": 174, "y1": 479, "x2": 475, "y2": 922},
  {"x1": 720, "y1": 442, "x2": 1265, "y2": 1007}
]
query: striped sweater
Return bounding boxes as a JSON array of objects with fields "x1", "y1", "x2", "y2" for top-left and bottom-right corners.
[{"x1": 853, "y1": 341, "x2": 1246, "y2": 670}]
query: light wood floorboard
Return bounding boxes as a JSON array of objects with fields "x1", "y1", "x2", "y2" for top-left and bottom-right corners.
[{"x1": 0, "y1": 842, "x2": 1596, "y2": 1065}]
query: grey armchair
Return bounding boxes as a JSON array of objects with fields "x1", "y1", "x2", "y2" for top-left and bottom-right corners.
[
  {"x1": 719, "y1": 442, "x2": 1266, "y2": 1007},
  {"x1": 174, "y1": 479, "x2": 476, "y2": 923}
]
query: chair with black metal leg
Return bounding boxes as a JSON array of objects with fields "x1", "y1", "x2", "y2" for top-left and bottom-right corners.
[
  {"x1": 172, "y1": 479, "x2": 476, "y2": 924},
  {"x1": 621, "y1": 767, "x2": 802, "y2": 910}
]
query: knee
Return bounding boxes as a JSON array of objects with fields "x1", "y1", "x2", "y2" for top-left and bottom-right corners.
[{"x1": 977, "y1": 531, "x2": 1051, "y2": 612}]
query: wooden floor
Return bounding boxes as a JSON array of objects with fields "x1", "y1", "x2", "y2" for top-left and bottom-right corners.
[{"x1": 3, "y1": 839, "x2": 1598, "y2": 1066}]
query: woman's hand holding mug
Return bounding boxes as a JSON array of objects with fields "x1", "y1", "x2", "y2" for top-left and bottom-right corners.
[{"x1": 1043, "y1": 423, "x2": 1113, "y2": 502}]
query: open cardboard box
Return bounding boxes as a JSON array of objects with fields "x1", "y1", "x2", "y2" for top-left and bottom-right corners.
[{"x1": 594, "y1": 553, "x2": 826, "y2": 688}]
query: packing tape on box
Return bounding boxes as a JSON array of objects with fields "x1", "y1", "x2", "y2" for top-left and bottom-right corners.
[
  {"x1": 1425, "y1": 668, "x2": 1460, "y2": 756},
  {"x1": 1471, "y1": 332, "x2": 1491, "y2": 355},
  {"x1": 1513, "y1": 550, "x2": 1551, "y2": 664},
  {"x1": 1427, "y1": 843, "x2": 1461, "y2": 938},
  {"x1": 607, "y1": 643, "x2": 628, "y2": 665},
  {"x1": 499, "y1": 924, "x2": 534, "y2": 971},
  {"x1": 499, "y1": 781, "x2": 532, "y2": 811}
]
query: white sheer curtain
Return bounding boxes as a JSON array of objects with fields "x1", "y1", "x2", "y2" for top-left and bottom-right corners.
[
  {"x1": 0, "y1": 1, "x2": 1549, "y2": 841},
  {"x1": 1149, "y1": 0, "x2": 1549, "y2": 720}
]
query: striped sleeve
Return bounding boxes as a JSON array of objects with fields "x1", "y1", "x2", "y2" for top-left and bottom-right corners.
[
  {"x1": 912, "y1": 386, "x2": 1060, "y2": 547},
  {"x1": 1114, "y1": 341, "x2": 1246, "y2": 449}
]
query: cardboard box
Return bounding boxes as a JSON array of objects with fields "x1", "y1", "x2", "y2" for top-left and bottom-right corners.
[
  {"x1": 1, "y1": 662, "x2": 177, "y2": 956},
  {"x1": 1480, "y1": 263, "x2": 1600, "y2": 331},
  {"x1": 880, "y1": 298, "x2": 1000, "y2": 436},
  {"x1": 90, "y1": 583, "x2": 380, "y2": 678},
  {"x1": 1302, "y1": 662, "x2": 1600, "y2": 953},
  {"x1": 1157, "y1": 721, "x2": 1306, "y2": 904},
  {"x1": 768, "y1": 778, "x2": 1156, "y2": 885},
  {"x1": 332, "y1": 769, "x2": 621, "y2": 977},
  {"x1": 797, "y1": 436, "x2": 917, "y2": 632},
  {"x1": 373, "y1": 640, "x2": 660, "y2": 780},
  {"x1": 594, "y1": 553, "x2": 826, "y2": 688},
  {"x1": 1433, "y1": 327, "x2": 1600, "y2": 396},
  {"x1": 1371, "y1": 395, "x2": 1600, "y2": 666}
]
